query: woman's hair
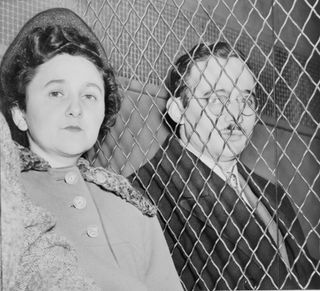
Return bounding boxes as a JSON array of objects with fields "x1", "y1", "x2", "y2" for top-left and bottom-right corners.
[{"x1": 3, "y1": 25, "x2": 121, "y2": 146}]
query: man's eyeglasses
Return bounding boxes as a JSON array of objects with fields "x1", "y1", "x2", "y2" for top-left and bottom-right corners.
[{"x1": 197, "y1": 91, "x2": 258, "y2": 117}]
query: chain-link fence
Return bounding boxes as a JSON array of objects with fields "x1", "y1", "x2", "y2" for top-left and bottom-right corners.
[{"x1": 1, "y1": 0, "x2": 319, "y2": 290}]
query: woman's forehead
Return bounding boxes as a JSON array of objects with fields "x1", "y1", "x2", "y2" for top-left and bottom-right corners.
[
  {"x1": 186, "y1": 56, "x2": 255, "y2": 91},
  {"x1": 29, "y1": 54, "x2": 104, "y2": 88}
]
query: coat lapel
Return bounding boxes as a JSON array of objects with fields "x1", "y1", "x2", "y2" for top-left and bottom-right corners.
[
  {"x1": 238, "y1": 164, "x2": 314, "y2": 285},
  {"x1": 133, "y1": 135, "x2": 314, "y2": 288},
  {"x1": 169, "y1": 143, "x2": 265, "y2": 263},
  {"x1": 175, "y1": 148, "x2": 296, "y2": 270}
]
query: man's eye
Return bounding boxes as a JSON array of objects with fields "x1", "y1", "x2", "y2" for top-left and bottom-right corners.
[
  {"x1": 49, "y1": 91, "x2": 63, "y2": 98},
  {"x1": 203, "y1": 92, "x2": 219, "y2": 103},
  {"x1": 212, "y1": 94, "x2": 227, "y2": 105},
  {"x1": 244, "y1": 95, "x2": 255, "y2": 106},
  {"x1": 210, "y1": 97, "x2": 221, "y2": 104}
]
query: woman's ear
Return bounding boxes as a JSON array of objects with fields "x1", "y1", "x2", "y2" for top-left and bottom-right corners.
[
  {"x1": 11, "y1": 106, "x2": 28, "y2": 131},
  {"x1": 166, "y1": 97, "x2": 185, "y2": 124}
]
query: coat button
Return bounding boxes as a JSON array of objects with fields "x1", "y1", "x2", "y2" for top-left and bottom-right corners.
[
  {"x1": 65, "y1": 171, "x2": 78, "y2": 184},
  {"x1": 86, "y1": 225, "x2": 99, "y2": 238},
  {"x1": 96, "y1": 171, "x2": 107, "y2": 184},
  {"x1": 72, "y1": 196, "x2": 87, "y2": 209}
]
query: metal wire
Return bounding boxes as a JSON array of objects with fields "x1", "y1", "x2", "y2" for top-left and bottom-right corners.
[
  {"x1": 2, "y1": 0, "x2": 318, "y2": 289},
  {"x1": 78, "y1": 0, "x2": 320, "y2": 289}
]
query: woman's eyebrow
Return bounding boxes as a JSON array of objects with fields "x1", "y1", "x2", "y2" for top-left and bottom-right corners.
[
  {"x1": 44, "y1": 79, "x2": 64, "y2": 87},
  {"x1": 85, "y1": 82, "x2": 103, "y2": 94},
  {"x1": 43, "y1": 80, "x2": 103, "y2": 94}
]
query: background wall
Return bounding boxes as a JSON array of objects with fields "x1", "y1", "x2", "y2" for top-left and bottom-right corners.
[{"x1": 1, "y1": 0, "x2": 319, "y2": 258}]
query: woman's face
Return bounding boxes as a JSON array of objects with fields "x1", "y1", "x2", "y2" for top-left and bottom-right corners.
[{"x1": 13, "y1": 53, "x2": 105, "y2": 167}]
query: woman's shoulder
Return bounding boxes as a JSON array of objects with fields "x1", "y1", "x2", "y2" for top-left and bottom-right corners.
[
  {"x1": 87, "y1": 178, "x2": 157, "y2": 222},
  {"x1": 78, "y1": 159, "x2": 157, "y2": 217}
]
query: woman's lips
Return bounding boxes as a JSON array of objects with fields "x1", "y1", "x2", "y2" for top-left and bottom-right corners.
[{"x1": 64, "y1": 126, "x2": 82, "y2": 132}]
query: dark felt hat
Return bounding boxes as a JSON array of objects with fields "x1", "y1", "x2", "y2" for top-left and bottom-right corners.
[{"x1": 0, "y1": 7, "x2": 108, "y2": 99}]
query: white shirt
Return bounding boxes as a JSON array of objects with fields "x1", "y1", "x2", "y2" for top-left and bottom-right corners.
[{"x1": 182, "y1": 141, "x2": 250, "y2": 205}]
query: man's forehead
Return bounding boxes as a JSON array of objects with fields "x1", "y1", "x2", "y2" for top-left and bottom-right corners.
[{"x1": 186, "y1": 56, "x2": 254, "y2": 88}]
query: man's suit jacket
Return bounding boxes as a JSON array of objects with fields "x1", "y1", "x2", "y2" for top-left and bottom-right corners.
[{"x1": 130, "y1": 135, "x2": 317, "y2": 290}]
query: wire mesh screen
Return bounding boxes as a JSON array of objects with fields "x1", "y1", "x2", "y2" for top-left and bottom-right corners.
[{"x1": 1, "y1": 0, "x2": 319, "y2": 290}]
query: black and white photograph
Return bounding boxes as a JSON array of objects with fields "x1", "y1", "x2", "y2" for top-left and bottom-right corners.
[{"x1": 1, "y1": 1, "x2": 319, "y2": 290}]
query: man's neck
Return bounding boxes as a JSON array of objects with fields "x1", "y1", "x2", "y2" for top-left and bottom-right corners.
[
  {"x1": 217, "y1": 159, "x2": 237, "y2": 174},
  {"x1": 179, "y1": 138, "x2": 237, "y2": 175}
]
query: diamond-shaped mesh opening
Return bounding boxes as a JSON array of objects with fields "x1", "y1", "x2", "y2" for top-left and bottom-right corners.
[{"x1": 1, "y1": 0, "x2": 319, "y2": 290}]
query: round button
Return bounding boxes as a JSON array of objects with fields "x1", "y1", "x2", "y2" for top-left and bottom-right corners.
[
  {"x1": 86, "y1": 225, "x2": 99, "y2": 238},
  {"x1": 65, "y1": 171, "x2": 78, "y2": 184},
  {"x1": 96, "y1": 172, "x2": 107, "y2": 184},
  {"x1": 72, "y1": 196, "x2": 87, "y2": 210}
]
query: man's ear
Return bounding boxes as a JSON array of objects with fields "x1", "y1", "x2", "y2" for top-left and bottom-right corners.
[
  {"x1": 11, "y1": 106, "x2": 28, "y2": 131},
  {"x1": 166, "y1": 97, "x2": 185, "y2": 124}
]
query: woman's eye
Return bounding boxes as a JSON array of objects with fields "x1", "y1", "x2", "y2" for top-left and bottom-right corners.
[
  {"x1": 49, "y1": 91, "x2": 63, "y2": 98},
  {"x1": 84, "y1": 94, "x2": 97, "y2": 101}
]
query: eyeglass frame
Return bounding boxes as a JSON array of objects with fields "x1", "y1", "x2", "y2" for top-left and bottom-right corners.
[{"x1": 192, "y1": 89, "x2": 259, "y2": 117}]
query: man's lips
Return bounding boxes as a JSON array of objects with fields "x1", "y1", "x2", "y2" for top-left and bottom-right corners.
[{"x1": 220, "y1": 129, "x2": 244, "y2": 140}]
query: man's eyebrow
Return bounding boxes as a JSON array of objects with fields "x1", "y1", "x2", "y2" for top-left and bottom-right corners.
[
  {"x1": 243, "y1": 89, "x2": 256, "y2": 97},
  {"x1": 203, "y1": 88, "x2": 226, "y2": 94}
]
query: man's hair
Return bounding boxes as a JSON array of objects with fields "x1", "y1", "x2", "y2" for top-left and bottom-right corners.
[
  {"x1": 167, "y1": 41, "x2": 246, "y2": 104},
  {"x1": 164, "y1": 41, "x2": 248, "y2": 135}
]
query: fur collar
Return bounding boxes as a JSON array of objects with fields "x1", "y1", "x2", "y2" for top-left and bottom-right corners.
[{"x1": 17, "y1": 143, "x2": 156, "y2": 217}]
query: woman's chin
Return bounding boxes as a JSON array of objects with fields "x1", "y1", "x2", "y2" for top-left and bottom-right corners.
[{"x1": 57, "y1": 144, "x2": 93, "y2": 158}]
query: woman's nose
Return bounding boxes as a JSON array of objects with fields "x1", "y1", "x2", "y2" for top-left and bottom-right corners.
[{"x1": 66, "y1": 96, "x2": 82, "y2": 117}]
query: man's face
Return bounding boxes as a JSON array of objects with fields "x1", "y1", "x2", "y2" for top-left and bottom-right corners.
[{"x1": 180, "y1": 56, "x2": 257, "y2": 162}]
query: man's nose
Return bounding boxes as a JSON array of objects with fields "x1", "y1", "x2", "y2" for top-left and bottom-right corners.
[
  {"x1": 66, "y1": 95, "x2": 82, "y2": 117},
  {"x1": 223, "y1": 101, "x2": 243, "y2": 124}
]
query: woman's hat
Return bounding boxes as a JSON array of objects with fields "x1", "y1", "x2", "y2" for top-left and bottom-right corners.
[{"x1": 0, "y1": 7, "x2": 108, "y2": 100}]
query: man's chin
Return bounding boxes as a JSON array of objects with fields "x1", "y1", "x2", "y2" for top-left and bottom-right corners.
[{"x1": 221, "y1": 147, "x2": 244, "y2": 161}]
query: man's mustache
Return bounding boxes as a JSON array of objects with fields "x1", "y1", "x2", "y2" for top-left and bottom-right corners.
[{"x1": 225, "y1": 123, "x2": 242, "y2": 132}]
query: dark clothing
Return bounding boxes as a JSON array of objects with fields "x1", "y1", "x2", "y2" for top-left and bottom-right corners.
[{"x1": 129, "y1": 135, "x2": 318, "y2": 290}]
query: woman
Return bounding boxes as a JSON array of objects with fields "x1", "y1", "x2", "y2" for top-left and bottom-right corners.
[
  {"x1": 1, "y1": 8, "x2": 183, "y2": 291},
  {"x1": 1, "y1": 111, "x2": 100, "y2": 291}
]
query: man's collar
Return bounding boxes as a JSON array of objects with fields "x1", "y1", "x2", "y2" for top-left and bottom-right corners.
[{"x1": 180, "y1": 139, "x2": 238, "y2": 181}]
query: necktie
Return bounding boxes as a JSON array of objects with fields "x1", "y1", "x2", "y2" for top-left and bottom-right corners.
[
  {"x1": 228, "y1": 173, "x2": 250, "y2": 206},
  {"x1": 233, "y1": 173, "x2": 290, "y2": 267},
  {"x1": 228, "y1": 173, "x2": 239, "y2": 190}
]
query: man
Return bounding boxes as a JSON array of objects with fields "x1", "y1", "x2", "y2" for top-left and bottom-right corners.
[{"x1": 129, "y1": 42, "x2": 318, "y2": 290}]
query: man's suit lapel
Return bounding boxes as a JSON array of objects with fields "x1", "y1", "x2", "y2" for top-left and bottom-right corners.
[
  {"x1": 171, "y1": 143, "x2": 266, "y2": 263},
  {"x1": 238, "y1": 164, "x2": 314, "y2": 285},
  {"x1": 238, "y1": 165, "x2": 303, "y2": 247},
  {"x1": 175, "y1": 148, "x2": 295, "y2": 274}
]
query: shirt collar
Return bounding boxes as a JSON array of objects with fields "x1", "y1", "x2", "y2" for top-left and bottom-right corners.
[
  {"x1": 181, "y1": 139, "x2": 239, "y2": 183},
  {"x1": 182, "y1": 141, "x2": 253, "y2": 206}
]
